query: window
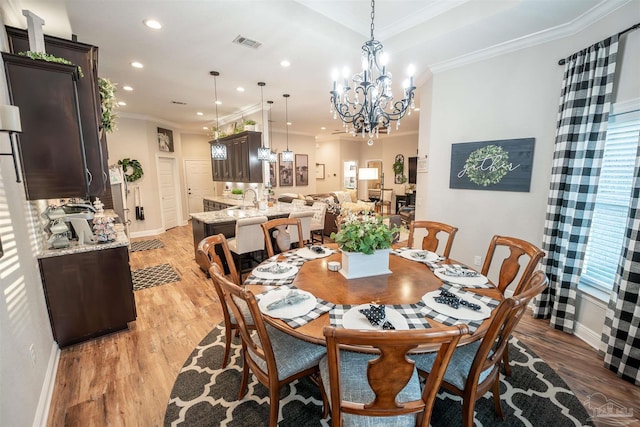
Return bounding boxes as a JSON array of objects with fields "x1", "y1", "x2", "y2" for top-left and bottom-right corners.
[{"x1": 579, "y1": 102, "x2": 640, "y2": 298}]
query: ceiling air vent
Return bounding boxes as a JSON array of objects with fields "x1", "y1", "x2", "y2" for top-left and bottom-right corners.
[
  {"x1": 171, "y1": 101, "x2": 187, "y2": 105},
  {"x1": 233, "y1": 35, "x2": 262, "y2": 49}
]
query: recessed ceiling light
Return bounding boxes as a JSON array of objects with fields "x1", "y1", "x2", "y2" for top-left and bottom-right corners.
[
  {"x1": 215, "y1": 100, "x2": 222, "y2": 105},
  {"x1": 202, "y1": 126, "x2": 208, "y2": 130},
  {"x1": 287, "y1": 122, "x2": 292, "y2": 126},
  {"x1": 131, "y1": 61, "x2": 143, "y2": 69},
  {"x1": 117, "y1": 101, "x2": 127, "y2": 106},
  {"x1": 414, "y1": 107, "x2": 421, "y2": 111},
  {"x1": 320, "y1": 127, "x2": 326, "y2": 130},
  {"x1": 236, "y1": 87, "x2": 245, "y2": 92},
  {"x1": 143, "y1": 19, "x2": 162, "y2": 30},
  {"x1": 196, "y1": 112, "x2": 203, "y2": 116},
  {"x1": 280, "y1": 60, "x2": 290, "y2": 67},
  {"x1": 122, "y1": 85, "x2": 133, "y2": 91}
]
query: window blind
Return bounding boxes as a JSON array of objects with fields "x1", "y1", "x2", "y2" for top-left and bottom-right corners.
[{"x1": 580, "y1": 109, "x2": 640, "y2": 294}]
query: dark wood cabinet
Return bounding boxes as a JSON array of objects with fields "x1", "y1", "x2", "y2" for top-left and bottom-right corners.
[
  {"x1": 210, "y1": 131, "x2": 263, "y2": 183},
  {"x1": 3, "y1": 53, "x2": 88, "y2": 199},
  {"x1": 38, "y1": 246, "x2": 136, "y2": 348},
  {"x1": 5, "y1": 27, "x2": 108, "y2": 199}
]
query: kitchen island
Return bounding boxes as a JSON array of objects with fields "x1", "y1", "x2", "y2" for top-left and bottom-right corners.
[{"x1": 191, "y1": 203, "x2": 316, "y2": 272}]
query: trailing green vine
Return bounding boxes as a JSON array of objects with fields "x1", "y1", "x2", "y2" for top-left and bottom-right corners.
[
  {"x1": 99, "y1": 77, "x2": 118, "y2": 133},
  {"x1": 118, "y1": 158, "x2": 143, "y2": 182},
  {"x1": 18, "y1": 51, "x2": 84, "y2": 77}
]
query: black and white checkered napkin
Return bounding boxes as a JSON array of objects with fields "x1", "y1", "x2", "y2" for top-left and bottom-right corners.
[
  {"x1": 331, "y1": 304, "x2": 432, "y2": 329},
  {"x1": 391, "y1": 247, "x2": 445, "y2": 270},
  {"x1": 282, "y1": 246, "x2": 338, "y2": 263},
  {"x1": 256, "y1": 286, "x2": 335, "y2": 329},
  {"x1": 435, "y1": 264, "x2": 494, "y2": 289},
  {"x1": 421, "y1": 283, "x2": 501, "y2": 333},
  {"x1": 244, "y1": 256, "x2": 306, "y2": 286}
]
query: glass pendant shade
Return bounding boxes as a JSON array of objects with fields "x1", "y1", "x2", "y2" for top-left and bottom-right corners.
[
  {"x1": 257, "y1": 146, "x2": 271, "y2": 160},
  {"x1": 282, "y1": 93, "x2": 294, "y2": 161},
  {"x1": 281, "y1": 149, "x2": 294, "y2": 162},
  {"x1": 211, "y1": 142, "x2": 227, "y2": 160}
]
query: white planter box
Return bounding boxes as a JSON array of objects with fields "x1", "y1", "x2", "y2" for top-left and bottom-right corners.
[{"x1": 339, "y1": 248, "x2": 392, "y2": 279}]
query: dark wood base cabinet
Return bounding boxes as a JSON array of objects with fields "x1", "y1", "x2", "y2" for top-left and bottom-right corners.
[{"x1": 38, "y1": 246, "x2": 137, "y2": 348}]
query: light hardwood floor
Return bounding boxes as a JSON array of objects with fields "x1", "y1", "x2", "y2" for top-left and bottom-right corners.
[{"x1": 46, "y1": 223, "x2": 640, "y2": 426}]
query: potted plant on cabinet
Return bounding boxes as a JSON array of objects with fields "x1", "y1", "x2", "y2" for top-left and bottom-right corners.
[
  {"x1": 244, "y1": 119, "x2": 257, "y2": 131},
  {"x1": 331, "y1": 212, "x2": 399, "y2": 279}
]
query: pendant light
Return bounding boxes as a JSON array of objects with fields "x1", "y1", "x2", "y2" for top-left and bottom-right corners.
[
  {"x1": 210, "y1": 71, "x2": 227, "y2": 160},
  {"x1": 268, "y1": 100, "x2": 277, "y2": 163},
  {"x1": 281, "y1": 93, "x2": 294, "y2": 162},
  {"x1": 257, "y1": 82, "x2": 271, "y2": 161}
]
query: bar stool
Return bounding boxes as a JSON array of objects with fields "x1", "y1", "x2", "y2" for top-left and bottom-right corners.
[
  {"x1": 288, "y1": 210, "x2": 314, "y2": 245},
  {"x1": 227, "y1": 215, "x2": 268, "y2": 273},
  {"x1": 310, "y1": 202, "x2": 327, "y2": 243}
]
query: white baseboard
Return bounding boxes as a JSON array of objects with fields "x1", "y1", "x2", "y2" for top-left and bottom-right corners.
[
  {"x1": 129, "y1": 227, "x2": 166, "y2": 238},
  {"x1": 33, "y1": 342, "x2": 60, "y2": 427},
  {"x1": 574, "y1": 321, "x2": 605, "y2": 352}
]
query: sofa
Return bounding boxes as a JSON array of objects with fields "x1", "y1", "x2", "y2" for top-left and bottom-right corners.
[{"x1": 277, "y1": 191, "x2": 376, "y2": 236}]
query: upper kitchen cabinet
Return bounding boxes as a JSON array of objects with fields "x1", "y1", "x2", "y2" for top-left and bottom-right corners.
[
  {"x1": 210, "y1": 131, "x2": 263, "y2": 183},
  {"x1": 4, "y1": 27, "x2": 108, "y2": 198},
  {"x1": 3, "y1": 53, "x2": 88, "y2": 199}
]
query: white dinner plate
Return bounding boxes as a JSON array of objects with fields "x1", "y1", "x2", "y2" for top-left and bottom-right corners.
[
  {"x1": 342, "y1": 304, "x2": 410, "y2": 330},
  {"x1": 433, "y1": 267, "x2": 488, "y2": 287},
  {"x1": 421, "y1": 290, "x2": 491, "y2": 321},
  {"x1": 297, "y1": 246, "x2": 331, "y2": 259},
  {"x1": 251, "y1": 262, "x2": 299, "y2": 280},
  {"x1": 258, "y1": 289, "x2": 317, "y2": 319},
  {"x1": 400, "y1": 249, "x2": 439, "y2": 263}
]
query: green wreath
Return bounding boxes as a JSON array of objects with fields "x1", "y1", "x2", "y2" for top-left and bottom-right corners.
[
  {"x1": 118, "y1": 158, "x2": 143, "y2": 182},
  {"x1": 464, "y1": 145, "x2": 509, "y2": 186}
]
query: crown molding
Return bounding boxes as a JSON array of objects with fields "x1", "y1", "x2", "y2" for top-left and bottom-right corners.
[{"x1": 430, "y1": 0, "x2": 631, "y2": 74}]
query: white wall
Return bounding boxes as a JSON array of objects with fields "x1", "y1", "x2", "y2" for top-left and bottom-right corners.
[
  {"x1": 0, "y1": 18, "x2": 59, "y2": 427},
  {"x1": 269, "y1": 130, "x2": 317, "y2": 197},
  {"x1": 418, "y1": 2, "x2": 640, "y2": 347}
]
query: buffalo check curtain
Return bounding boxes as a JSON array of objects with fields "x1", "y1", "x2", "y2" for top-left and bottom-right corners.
[{"x1": 533, "y1": 35, "x2": 619, "y2": 330}]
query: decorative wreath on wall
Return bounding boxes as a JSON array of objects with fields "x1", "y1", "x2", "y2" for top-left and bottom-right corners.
[
  {"x1": 118, "y1": 158, "x2": 144, "y2": 182},
  {"x1": 464, "y1": 145, "x2": 509, "y2": 186}
]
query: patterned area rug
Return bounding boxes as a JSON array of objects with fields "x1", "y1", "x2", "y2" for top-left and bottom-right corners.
[
  {"x1": 164, "y1": 324, "x2": 594, "y2": 426},
  {"x1": 130, "y1": 239, "x2": 165, "y2": 252},
  {"x1": 132, "y1": 264, "x2": 181, "y2": 291}
]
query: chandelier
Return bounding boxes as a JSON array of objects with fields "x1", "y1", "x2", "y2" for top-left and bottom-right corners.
[
  {"x1": 257, "y1": 81, "x2": 271, "y2": 161},
  {"x1": 281, "y1": 94, "x2": 294, "y2": 162},
  {"x1": 330, "y1": 0, "x2": 416, "y2": 145},
  {"x1": 210, "y1": 71, "x2": 227, "y2": 160}
]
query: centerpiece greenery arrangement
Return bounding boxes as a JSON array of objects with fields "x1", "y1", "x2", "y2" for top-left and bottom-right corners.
[{"x1": 331, "y1": 212, "x2": 397, "y2": 255}]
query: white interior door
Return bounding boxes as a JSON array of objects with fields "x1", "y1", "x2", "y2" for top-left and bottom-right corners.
[
  {"x1": 159, "y1": 157, "x2": 179, "y2": 230},
  {"x1": 185, "y1": 159, "x2": 214, "y2": 214}
]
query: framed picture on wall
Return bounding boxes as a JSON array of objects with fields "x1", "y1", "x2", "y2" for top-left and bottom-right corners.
[
  {"x1": 315, "y1": 163, "x2": 325, "y2": 180},
  {"x1": 157, "y1": 127, "x2": 174, "y2": 152},
  {"x1": 279, "y1": 153, "x2": 293, "y2": 186},
  {"x1": 269, "y1": 161, "x2": 277, "y2": 187},
  {"x1": 295, "y1": 154, "x2": 308, "y2": 186}
]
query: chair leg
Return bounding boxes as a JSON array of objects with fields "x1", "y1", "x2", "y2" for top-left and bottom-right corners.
[
  {"x1": 268, "y1": 387, "x2": 280, "y2": 427},
  {"x1": 492, "y1": 377, "x2": 504, "y2": 419},
  {"x1": 238, "y1": 349, "x2": 250, "y2": 400},
  {"x1": 503, "y1": 348, "x2": 512, "y2": 376},
  {"x1": 461, "y1": 395, "x2": 477, "y2": 427},
  {"x1": 222, "y1": 324, "x2": 233, "y2": 368}
]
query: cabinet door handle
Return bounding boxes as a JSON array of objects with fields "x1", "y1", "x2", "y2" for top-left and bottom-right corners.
[
  {"x1": 86, "y1": 169, "x2": 93, "y2": 185},
  {"x1": 103, "y1": 171, "x2": 108, "y2": 184}
]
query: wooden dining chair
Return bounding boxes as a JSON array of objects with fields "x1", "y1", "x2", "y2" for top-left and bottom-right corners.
[
  {"x1": 407, "y1": 220, "x2": 459, "y2": 258},
  {"x1": 412, "y1": 271, "x2": 548, "y2": 427},
  {"x1": 260, "y1": 217, "x2": 305, "y2": 257},
  {"x1": 212, "y1": 269, "x2": 328, "y2": 427},
  {"x1": 196, "y1": 235, "x2": 249, "y2": 368},
  {"x1": 321, "y1": 324, "x2": 469, "y2": 427}
]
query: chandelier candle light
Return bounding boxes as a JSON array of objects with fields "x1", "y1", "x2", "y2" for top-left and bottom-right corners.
[
  {"x1": 210, "y1": 71, "x2": 227, "y2": 160},
  {"x1": 330, "y1": 0, "x2": 416, "y2": 146},
  {"x1": 281, "y1": 94, "x2": 294, "y2": 162},
  {"x1": 257, "y1": 82, "x2": 271, "y2": 161}
]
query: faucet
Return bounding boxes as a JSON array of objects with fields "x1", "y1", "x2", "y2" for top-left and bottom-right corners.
[{"x1": 243, "y1": 188, "x2": 258, "y2": 207}]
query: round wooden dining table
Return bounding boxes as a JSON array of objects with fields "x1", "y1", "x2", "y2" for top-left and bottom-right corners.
[{"x1": 245, "y1": 244, "x2": 503, "y2": 348}]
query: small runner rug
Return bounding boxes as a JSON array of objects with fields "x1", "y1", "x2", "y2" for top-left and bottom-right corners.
[
  {"x1": 132, "y1": 263, "x2": 181, "y2": 291},
  {"x1": 130, "y1": 239, "x2": 165, "y2": 252},
  {"x1": 164, "y1": 324, "x2": 594, "y2": 426}
]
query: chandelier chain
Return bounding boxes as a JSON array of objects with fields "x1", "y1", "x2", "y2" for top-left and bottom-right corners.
[{"x1": 370, "y1": 0, "x2": 375, "y2": 40}]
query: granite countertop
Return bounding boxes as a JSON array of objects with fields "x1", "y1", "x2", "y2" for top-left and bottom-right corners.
[
  {"x1": 37, "y1": 210, "x2": 129, "y2": 259},
  {"x1": 190, "y1": 204, "x2": 315, "y2": 224},
  {"x1": 203, "y1": 195, "x2": 256, "y2": 207}
]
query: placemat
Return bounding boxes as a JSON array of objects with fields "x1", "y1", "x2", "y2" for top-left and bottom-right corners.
[
  {"x1": 256, "y1": 286, "x2": 335, "y2": 328},
  {"x1": 421, "y1": 283, "x2": 501, "y2": 333},
  {"x1": 330, "y1": 303, "x2": 431, "y2": 329}
]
